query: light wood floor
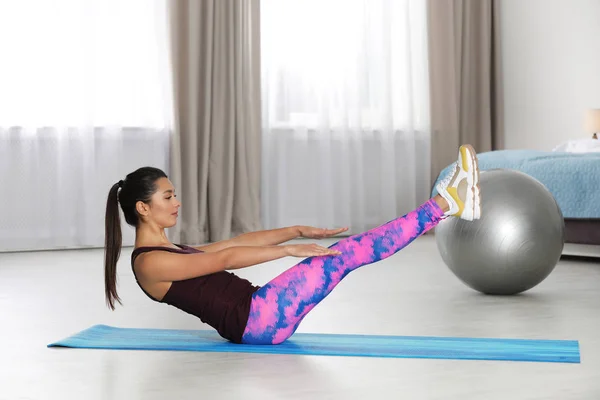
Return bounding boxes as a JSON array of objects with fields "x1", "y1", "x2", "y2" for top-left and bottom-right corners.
[{"x1": 1, "y1": 235, "x2": 599, "y2": 399}]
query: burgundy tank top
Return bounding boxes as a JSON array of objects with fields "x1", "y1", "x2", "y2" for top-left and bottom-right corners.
[{"x1": 131, "y1": 244, "x2": 260, "y2": 343}]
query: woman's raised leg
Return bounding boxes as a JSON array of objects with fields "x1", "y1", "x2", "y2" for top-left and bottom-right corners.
[{"x1": 241, "y1": 144, "x2": 480, "y2": 345}]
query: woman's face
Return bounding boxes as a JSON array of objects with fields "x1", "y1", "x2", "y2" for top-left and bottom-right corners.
[{"x1": 138, "y1": 177, "x2": 181, "y2": 228}]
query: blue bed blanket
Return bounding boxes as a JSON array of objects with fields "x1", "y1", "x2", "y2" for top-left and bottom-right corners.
[{"x1": 432, "y1": 150, "x2": 600, "y2": 219}]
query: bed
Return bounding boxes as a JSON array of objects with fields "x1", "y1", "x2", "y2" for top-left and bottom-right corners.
[{"x1": 432, "y1": 148, "x2": 600, "y2": 258}]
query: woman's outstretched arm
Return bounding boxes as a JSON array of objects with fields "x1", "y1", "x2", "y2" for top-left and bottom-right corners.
[
  {"x1": 227, "y1": 226, "x2": 303, "y2": 246},
  {"x1": 193, "y1": 225, "x2": 348, "y2": 252},
  {"x1": 135, "y1": 244, "x2": 341, "y2": 282},
  {"x1": 192, "y1": 226, "x2": 300, "y2": 252}
]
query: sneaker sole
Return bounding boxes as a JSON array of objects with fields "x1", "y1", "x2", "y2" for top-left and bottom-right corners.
[
  {"x1": 459, "y1": 144, "x2": 481, "y2": 220},
  {"x1": 467, "y1": 146, "x2": 481, "y2": 220}
]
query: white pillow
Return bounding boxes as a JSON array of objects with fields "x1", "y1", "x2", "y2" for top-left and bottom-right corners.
[{"x1": 552, "y1": 138, "x2": 600, "y2": 153}]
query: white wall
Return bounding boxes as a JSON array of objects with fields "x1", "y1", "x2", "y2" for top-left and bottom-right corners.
[{"x1": 500, "y1": 0, "x2": 600, "y2": 150}]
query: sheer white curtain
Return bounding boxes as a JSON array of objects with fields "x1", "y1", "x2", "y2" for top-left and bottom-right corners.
[
  {"x1": 0, "y1": 0, "x2": 173, "y2": 251},
  {"x1": 260, "y1": 0, "x2": 431, "y2": 234}
]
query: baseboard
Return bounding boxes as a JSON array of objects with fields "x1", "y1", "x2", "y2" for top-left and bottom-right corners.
[{"x1": 561, "y1": 243, "x2": 600, "y2": 259}]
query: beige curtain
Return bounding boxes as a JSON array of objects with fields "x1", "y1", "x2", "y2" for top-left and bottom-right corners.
[
  {"x1": 167, "y1": 0, "x2": 262, "y2": 244},
  {"x1": 427, "y1": 0, "x2": 504, "y2": 184}
]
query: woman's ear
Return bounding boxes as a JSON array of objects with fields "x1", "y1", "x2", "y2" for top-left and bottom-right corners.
[{"x1": 136, "y1": 201, "x2": 149, "y2": 217}]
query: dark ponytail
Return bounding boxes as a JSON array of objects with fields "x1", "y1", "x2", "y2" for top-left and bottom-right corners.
[
  {"x1": 103, "y1": 168, "x2": 168, "y2": 310},
  {"x1": 104, "y1": 180, "x2": 123, "y2": 310}
]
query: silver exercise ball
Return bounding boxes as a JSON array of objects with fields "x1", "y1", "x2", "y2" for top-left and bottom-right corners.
[{"x1": 435, "y1": 169, "x2": 565, "y2": 295}]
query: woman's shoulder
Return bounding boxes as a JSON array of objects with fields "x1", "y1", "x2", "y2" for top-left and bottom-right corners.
[
  {"x1": 133, "y1": 243, "x2": 202, "y2": 253},
  {"x1": 175, "y1": 244, "x2": 204, "y2": 253},
  {"x1": 131, "y1": 243, "x2": 203, "y2": 265}
]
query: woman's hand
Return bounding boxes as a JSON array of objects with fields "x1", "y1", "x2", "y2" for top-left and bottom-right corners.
[
  {"x1": 284, "y1": 244, "x2": 342, "y2": 258},
  {"x1": 298, "y1": 226, "x2": 349, "y2": 239}
]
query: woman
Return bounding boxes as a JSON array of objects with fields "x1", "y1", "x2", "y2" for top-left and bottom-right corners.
[{"x1": 104, "y1": 144, "x2": 481, "y2": 345}]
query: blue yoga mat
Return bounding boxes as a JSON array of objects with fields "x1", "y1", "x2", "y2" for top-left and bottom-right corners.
[{"x1": 48, "y1": 325, "x2": 580, "y2": 363}]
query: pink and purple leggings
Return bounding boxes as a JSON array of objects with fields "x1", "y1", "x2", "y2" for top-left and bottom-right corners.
[{"x1": 241, "y1": 198, "x2": 444, "y2": 345}]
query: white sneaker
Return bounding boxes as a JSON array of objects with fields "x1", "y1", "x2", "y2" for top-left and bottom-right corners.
[{"x1": 436, "y1": 144, "x2": 481, "y2": 221}]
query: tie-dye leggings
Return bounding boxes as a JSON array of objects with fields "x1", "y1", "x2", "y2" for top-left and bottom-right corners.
[{"x1": 240, "y1": 198, "x2": 445, "y2": 345}]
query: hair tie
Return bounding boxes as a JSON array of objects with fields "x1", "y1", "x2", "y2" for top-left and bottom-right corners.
[{"x1": 118, "y1": 180, "x2": 124, "y2": 188}]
